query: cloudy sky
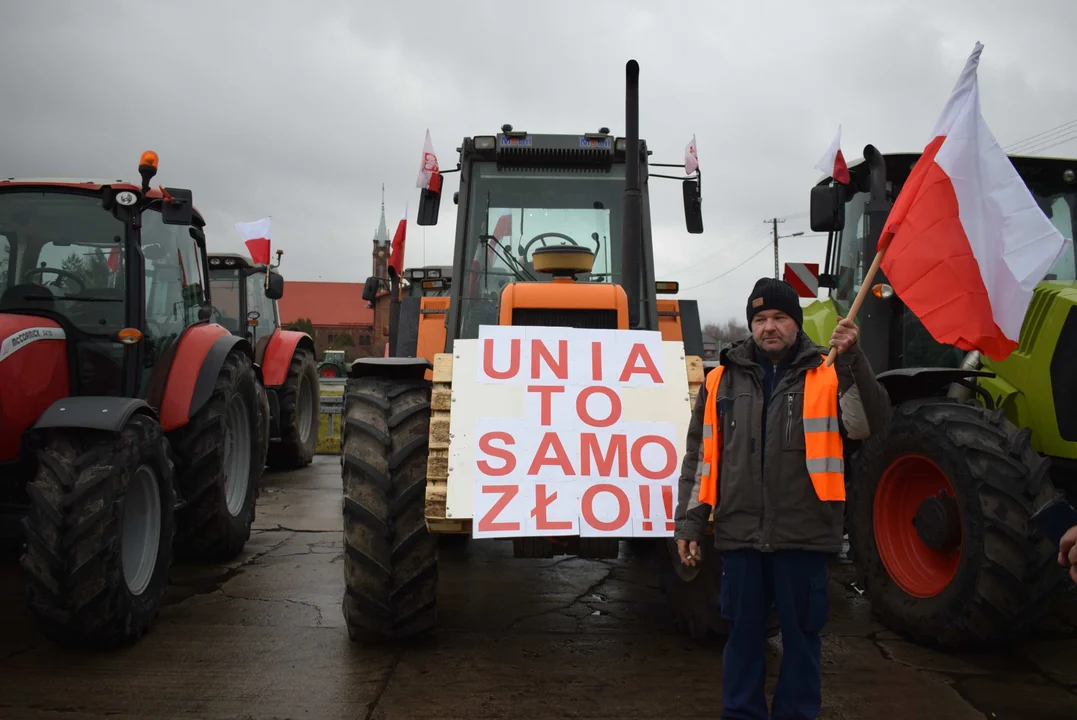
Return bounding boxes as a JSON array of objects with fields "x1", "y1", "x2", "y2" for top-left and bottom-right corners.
[{"x1": 3, "y1": 0, "x2": 1075, "y2": 325}]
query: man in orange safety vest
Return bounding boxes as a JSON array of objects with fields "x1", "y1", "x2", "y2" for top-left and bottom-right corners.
[{"x1": 673, "y1": 277, "x2": 892, "y2": 720}]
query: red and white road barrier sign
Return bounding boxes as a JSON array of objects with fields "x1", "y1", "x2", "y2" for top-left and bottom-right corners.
[
  {"x1": 447, "y1": 326, "x2": 692, "y2": 539},
  {"x1": 783, "y1": 262, "x2": 820, "y2": 298}
]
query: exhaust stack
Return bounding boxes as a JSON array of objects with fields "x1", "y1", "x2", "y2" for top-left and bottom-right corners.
[{"x1": 620, "y1": 59, "x2": 642, "y2": 329}]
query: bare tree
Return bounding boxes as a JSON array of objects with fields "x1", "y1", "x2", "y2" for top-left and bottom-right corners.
[{"x1": 703, "y1": 319, "x2": 749, "y2": 345}]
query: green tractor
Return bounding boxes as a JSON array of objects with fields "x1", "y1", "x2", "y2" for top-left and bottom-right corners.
[
  {"x1": 806, "y1": 145, "x2": 1076, "y2": 650},
  {"x1": 318, "y1": 350, "x2": 347, "y2": 378}
]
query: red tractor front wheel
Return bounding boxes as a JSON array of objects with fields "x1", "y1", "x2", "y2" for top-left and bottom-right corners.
[
  {"x1": 847, "y1": 397, "x2": 1063, "y2": 650},
  {"x1": 873, "y1": 453, "x2": 961, "y2": 598}
]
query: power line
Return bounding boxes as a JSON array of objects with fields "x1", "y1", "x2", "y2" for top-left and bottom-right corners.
[
  {"x1": 1004, "y1": 118, "x2": 1077, "y2": 153},
  {"x1": 659, "y1": 223, "x2": 772, "y2": 278},
  {"x1": 682, "y1": 239, "x2": 773, "y2": 291}
]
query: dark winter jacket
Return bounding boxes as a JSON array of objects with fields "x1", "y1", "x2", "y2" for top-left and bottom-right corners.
[{"x1": 673, "y1": 331, "x2": 891, "y2": 554}]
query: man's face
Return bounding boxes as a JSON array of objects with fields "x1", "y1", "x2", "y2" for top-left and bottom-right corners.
[{"x1": 751, "y1": 309, "x2": 799, "y2": 357}]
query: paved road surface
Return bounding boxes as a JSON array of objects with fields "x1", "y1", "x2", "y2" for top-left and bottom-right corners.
[{"x1": 2, "y1": 456, "x2": 1076, "y2": 719}]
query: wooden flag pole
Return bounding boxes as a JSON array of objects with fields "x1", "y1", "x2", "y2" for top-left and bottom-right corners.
[{"x1": 825, "y1": 244, "x2": 888, "y2": 367}]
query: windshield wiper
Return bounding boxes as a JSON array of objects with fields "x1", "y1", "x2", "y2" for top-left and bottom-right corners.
[{"x1": 479, "y1": 235, "x2": 537, "y2": 282}]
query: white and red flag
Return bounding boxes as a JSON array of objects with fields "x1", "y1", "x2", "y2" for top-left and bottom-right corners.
[
  {"x1": 815, "y1": 125, "x2": 850, "y2": 184},
  {"x1": 235, "y1": 217, "x2": 272, "y2": 265},
  {"x1": 416, "y1": 130, "x2": 441, "y2": 193},
  {"x1": 876, "y1": 42, "x2": 1070, "y2": 361},
  {"x1": 684, "y1": 134, "x2": 699, "y2": 175},
  {"x1": 388, "y1": 206, "x2": 407, "y2": 277}
]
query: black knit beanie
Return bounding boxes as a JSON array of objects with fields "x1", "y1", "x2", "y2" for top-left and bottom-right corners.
[{"x1": 746, "y1": 277, "x2": 803, "y2": 328}]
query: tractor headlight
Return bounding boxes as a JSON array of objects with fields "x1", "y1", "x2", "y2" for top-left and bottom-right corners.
[
  {"x1": 872, "y1": 283, "x2": 894, "y2": 299},
  {"x1": 474, "y1": 136, "x2": 496, "y2": 150}
]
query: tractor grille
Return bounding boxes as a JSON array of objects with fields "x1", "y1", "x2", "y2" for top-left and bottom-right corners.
[
  {"x1": 1051, "y1": 305, "x2": 1077, "y2": 442},
  {"x1": 496, "y1": 147, "x2": 613, "y2": 172},
  {"x1": 511, "y1": 308, "x2": 618, "y2": 329}
]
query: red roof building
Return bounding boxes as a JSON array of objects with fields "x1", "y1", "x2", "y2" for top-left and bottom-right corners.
[{"x1": 278, "y1": 281, "x2": 378, "y2": 359}]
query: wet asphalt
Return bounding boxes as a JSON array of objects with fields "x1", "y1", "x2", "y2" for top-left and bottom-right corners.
[{"x1": 2, "y1": 455, "x2": 1077, "y2": 719}]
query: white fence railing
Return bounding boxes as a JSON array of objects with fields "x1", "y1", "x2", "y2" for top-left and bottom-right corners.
[{"x1": 320, "y1": 392, "x2": 343, "y2": 436}]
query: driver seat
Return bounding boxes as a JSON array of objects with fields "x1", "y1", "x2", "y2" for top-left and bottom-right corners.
[{"x1": 0, "y1": 283, "x2": 55, "y2": 312}]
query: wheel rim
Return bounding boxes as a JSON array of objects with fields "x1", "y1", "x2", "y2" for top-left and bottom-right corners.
[
  {"x1": 873, "y1": 453, "x2": 961, "y2": 598},
  {"x1": 122, "y1": 465, "x2": 161, "y2": 596},
  {"x1": 297, "y1": 372, "x2": 314, "y2": 444},
  {"x1": 320, "y1": 366, "x2": 336, "y2": 377},
  {"x1": 224, "y1": 395, "x2": 252, "y2": 517}
]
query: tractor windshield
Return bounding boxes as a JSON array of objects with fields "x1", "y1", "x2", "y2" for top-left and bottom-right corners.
[
  {"x1": 208, "y1": 268, "x2": 243, "y2": 333},
  {"x1": 1033, "y1": 189, "x2": 1076, "y2": 282},
  {"x1": 0, "y1": 190, "x2": 127, "y2": 336},
  {"x1": 458, "y1": 161, "x2": 625, "y2": 337}
]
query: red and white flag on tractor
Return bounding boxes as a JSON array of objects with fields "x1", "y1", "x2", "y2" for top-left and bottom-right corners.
[
  {"x1": 684, "y1": 134, "x2": 699, "y2": 175},
  {"x1": 875, "y1": 42, "x2": 1070, "y2": 361},
  {"x1": 416, "y1": 130, "x2": 441, "y2": 193},
  {"x1": 388, "y1": 206, "x2": 407, "y2": 277},
  {"x1": 235, "y1": 217, "x2": 271, "y2": 265},
  {"x1": 815, "y1": 125, "x2": 850, "y2": 184}
]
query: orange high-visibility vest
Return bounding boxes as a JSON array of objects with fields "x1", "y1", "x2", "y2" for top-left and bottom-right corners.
[{"x1": 697, "y1": 356, "x2": 844, "y2": 506}]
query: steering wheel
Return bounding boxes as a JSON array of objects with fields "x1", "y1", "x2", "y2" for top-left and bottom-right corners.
[
  {"x1": 22, "y1": 267, "x2": 87, "y2": 294},
  {"x1": 518, "y1": 232, "x2": 579, "y2": 259}
]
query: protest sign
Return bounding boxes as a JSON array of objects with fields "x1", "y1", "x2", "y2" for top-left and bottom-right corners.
[{"x1": 444, "y1": 326, "x2": 691, "y2": 539}]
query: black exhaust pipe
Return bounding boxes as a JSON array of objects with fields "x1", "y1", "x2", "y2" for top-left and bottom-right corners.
[{"x1": 621, "y1": 59, "x2": 642, "y2": 329}]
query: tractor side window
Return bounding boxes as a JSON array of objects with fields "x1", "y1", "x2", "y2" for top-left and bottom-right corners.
[
  {"x1": 140, "y1": 211, "x2": 207, "y2": 369},
  {"x1": 0, "y1": 235, "x2": 10, "y2": 298},
  {"x1": 208, "y1": 268, "x2": 242, "y2": 333},
  {"x1": 244, "y1": 272, "x2": 278, "y2": 347},
  {"x1": 831, "y1": 192, "x2": 867, "y2": 314},
  {"x1": 1043, "y1": 194, "x2": 1075, "y2": 282}
]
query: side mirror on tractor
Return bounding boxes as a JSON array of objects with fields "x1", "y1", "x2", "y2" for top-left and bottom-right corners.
[
  {"x1": 417, "y1": 173, "x2": 443, "y2": 226},
  {"x1": 362, "y1": 276, "x2": 379, "y2": 303},
  {"x1": 161, "y1": 187, "x2": 195, "y2": 226},
  {"x1": 682, "y1": 179, "x2": 703, "y2": 234},
  {"x1": 810, "y1": 184, "x2": 846, "y2": 233},
  {"x1": 265, "y1": 272, "x2": 284, "y2": 300}
]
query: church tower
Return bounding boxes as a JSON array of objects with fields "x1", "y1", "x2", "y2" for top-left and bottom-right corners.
[{"x1": 372, "y1": 184, "x2": 390, "y2": 282}]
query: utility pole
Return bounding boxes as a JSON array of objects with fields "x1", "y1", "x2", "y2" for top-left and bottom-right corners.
[{"x1": 765, "y1": 217, "x2": 804, "y2": 279}]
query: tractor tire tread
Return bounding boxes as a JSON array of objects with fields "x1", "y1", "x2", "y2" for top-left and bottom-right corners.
[
  {"x1": 849, "y1": 397, "x2": 1063, "y2": 650},
  {"x1": 266, "y1": 346, "x2": 319, "y2": 470},
  {"x1": 20, "y1": 414, "x2": 175, "y2": 648},
  {"x1": 170, "y1": 350, "x2": 263, "y2": 563},
  {"x1": 341, "y1": 375, "x2": 438, "y2": 643}
]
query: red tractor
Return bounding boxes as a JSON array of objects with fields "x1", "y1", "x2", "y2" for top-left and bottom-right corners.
[
  {"x1": 0, "y1": 152, "x2": 268, "y2": 647},
  {"x1": 206, "y1": 252, "x2": 319, "y2": 469}
]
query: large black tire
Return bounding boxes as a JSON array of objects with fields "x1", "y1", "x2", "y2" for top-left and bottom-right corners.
[
  {"x1": 658, "y1": 537, "x2": 729, "y2": 639},
  {"x1": 21, "y1": 414, "x2": 175, "y2": 648},
  {"x1": 266, "y1": 347, "x2": 319, "y2": 470},
  {"x1": 657, "y1": 537, "x2": 781, "y2": 640},
  {"x1": 340, "y1": 375, "x2": 438, "y2": 643},
  {"x1": 170, "y1": 350, "x2": 264, "y2": 562},
  {"x1": 848, "y1": 398, "x2": 1064, "y2": 650}
]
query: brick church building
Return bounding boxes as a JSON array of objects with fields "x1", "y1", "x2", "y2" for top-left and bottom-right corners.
[{"x1": 278, "y1": 189, "x2": 394, "y2": 360}]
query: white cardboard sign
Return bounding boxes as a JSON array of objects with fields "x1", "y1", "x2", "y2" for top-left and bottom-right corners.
[{"x1": 446, "y1": 326, "x2": 691, "y2": 539}]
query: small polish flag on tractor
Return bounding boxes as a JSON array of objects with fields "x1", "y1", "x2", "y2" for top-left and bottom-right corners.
[
  {"x1": 684, "y1": 134, "x2": 699, "y2": 175},
  {"x1": 416, "y1": 130, "x2": 441, "y2": 193},
  {"x1": 236, "y1": 217, "x2": 271, "y2": 265},
  {"x1": 815, "y1": 125, "x2": 850, "y2": 184}
]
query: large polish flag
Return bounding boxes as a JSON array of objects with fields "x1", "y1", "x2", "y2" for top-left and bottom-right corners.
[
  {"x1": 236, "y1": 217, "x2": 272, "y2": 265},
  {"x1": 877, "y1": 42, "x2": 1070, "y2": 361},
  {"x1": 815, "y1": 125, "x2": 850, "y2": 184}
]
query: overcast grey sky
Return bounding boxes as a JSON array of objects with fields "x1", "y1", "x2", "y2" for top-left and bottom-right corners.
[{"x1": 2, "y1": 0, "x2": 1075, "y2": 325}]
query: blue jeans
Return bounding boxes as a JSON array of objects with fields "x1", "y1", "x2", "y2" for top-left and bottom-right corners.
[{"x1": 719, "y1": 549, "x2": 830, "y2": 720}]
